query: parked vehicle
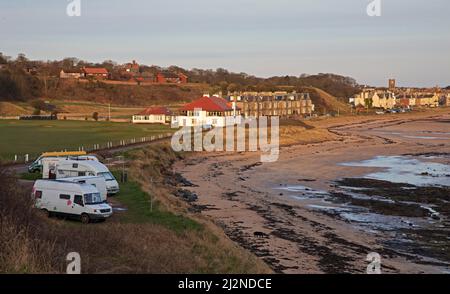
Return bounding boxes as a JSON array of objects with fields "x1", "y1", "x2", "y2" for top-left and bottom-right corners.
[
  {"x1": 42, "y1": 158, "x2": 120, "y2": 195},
  {"x1": 32, "y1": 180, "x2": 113, "y2": 223},
  {"x1": 56, "y1": 176, "x2": 108, "y2": 202},
  {"x1": 67, "y1": 155, "x2": 99, "y2": 162},
  {"x1": 28, "y1": 151, "x2": 87, "y2": 173}
]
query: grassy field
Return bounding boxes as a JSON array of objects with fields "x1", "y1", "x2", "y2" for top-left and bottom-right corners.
[
  {"x1": 0, "y1": 120, "x2": 173, "y2": 161},
  {"x1": 113, "y1": 170, "x2": 202, "y2": 233}
]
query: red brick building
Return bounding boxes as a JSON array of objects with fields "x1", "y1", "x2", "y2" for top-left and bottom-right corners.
[
  {"x1": 123, "y1": 60, "x2": 139, "y2": 74},
  {"x1": 83, "y1": 67, "x2": 109, "y2": 79}
]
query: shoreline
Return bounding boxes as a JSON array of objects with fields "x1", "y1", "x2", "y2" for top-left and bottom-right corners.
[{"x1": 173, "y1": 110, "x2": 450, "y2": 273}]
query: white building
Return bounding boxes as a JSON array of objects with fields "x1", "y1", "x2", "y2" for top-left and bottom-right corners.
[
  {"x1": 132, "y1": 107, "x2": 172, "y2": 124},
  {"x1": 60, "y1": 69, "x2": 84, "y2": 79},
  {"x1": 173, "y1": 95, "x2": 241, "y2": 127}
]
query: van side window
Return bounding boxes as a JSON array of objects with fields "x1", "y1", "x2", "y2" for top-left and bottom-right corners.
[
  {"x1": 74, "y1": 195, "x2": 83, "y2": 206},
  {"x1": 35, "y1": 191, "x2": 42, "y2": 199},
  {"x1": 59, "y1": 194, "x2": 71, "y2": 200}
]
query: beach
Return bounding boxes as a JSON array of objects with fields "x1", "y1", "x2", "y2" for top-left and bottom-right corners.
[{"x1": 174, "y1": 110, "x2": 450, "y2": 273}]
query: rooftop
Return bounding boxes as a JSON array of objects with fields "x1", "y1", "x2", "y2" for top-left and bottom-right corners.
[{"x1": 181, "y1": 96, "x2": 236, "y2": 112}]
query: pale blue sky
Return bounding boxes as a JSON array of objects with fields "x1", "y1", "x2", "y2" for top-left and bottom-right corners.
[{"x1": 0, "y1": 0, "x2": 449, "y2": 87}]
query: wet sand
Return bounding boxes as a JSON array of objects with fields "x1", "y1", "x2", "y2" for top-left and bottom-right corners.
[{"x1": 174, "y1": 110, "x2": 450, "y2": 273}]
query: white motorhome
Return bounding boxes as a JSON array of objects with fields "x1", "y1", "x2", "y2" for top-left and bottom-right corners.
[
  {"x1": 27, "y1": 151, "x2": 89, "y2": 173},
  {"x1": 56, "y1": 176, "x2": 108, "y2": 202},
  {"x1": 32, "y1": 180, "x2": 113, "y2": 223},
  {"x1": 42, "y1": 158, "x2": 120, "y2": 195}
]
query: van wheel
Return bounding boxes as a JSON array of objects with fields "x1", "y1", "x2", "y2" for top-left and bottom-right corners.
[
  {"x1": 42, "y1": 209, "x2": 50, "y2": 218},
  {"x1": 80, "y1": 214, "x2": 90, "y2": 224}
]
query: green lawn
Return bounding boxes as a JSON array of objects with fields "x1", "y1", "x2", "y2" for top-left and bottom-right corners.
[
  {"x1": 113, "y1": 171, "x2": 202, "y2": 233},
  {"x1": 0, "y1": 120, "x2": 173, "y2": 161}
]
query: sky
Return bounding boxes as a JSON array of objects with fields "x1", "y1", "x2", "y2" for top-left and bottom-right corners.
[{"x1": 0, "y1": 0, "x2": 449, "y2": 87}]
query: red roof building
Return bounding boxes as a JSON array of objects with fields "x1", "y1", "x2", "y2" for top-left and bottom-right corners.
[
  {"x1": 181, "y1": 96, "x2": 235, "y2": 112},
  {"x1": 174, "y1": 96, "x2": 241, "y2": 127},
  {"x1": 83, "y1": 67, "x2": 109, "y2": 79},
  {"x1": 132, "y1": 106, "x2": 173, "y2": 124},
  {"x1": 156, "y1": 72, "x2": 188, "y2": 84}
]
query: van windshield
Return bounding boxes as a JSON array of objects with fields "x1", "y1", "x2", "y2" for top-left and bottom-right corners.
[
  {"x1": 98, "y1": 172, "x2": 115, "y2": 181},
  {"x1": 84, "y1": 193, "x2": 103, "y2": 205}
]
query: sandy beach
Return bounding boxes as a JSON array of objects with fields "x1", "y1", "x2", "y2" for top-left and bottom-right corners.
[{"x1": 174, "y1": 110, "x2": 450, "y2": 274}]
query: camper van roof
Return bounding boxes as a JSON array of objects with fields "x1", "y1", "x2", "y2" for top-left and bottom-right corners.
[
  {"x1": 41, "y1": 151, "x2": 87, "y2": 157},
  {"x1": 60, "y1": 159, "x2": 110, "y2": 172},
  {"x1": 34, "y1": 180, "x2": 99, "y2": 194},
  {"x1": 56, "y1": 176, "x2": 103, "y2": 181}
]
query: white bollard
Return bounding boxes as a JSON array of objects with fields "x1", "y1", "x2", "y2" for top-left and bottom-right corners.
[
  {"x1": 14, "y1": 155, "x2": 17, "y2": 162},
  {"x1": 25, "y1": 154, "x2": 29, "y2": 163}
]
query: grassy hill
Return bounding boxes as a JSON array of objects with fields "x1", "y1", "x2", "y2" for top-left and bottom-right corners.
[
  {"x1": 302, "y1": 86, "x2": 351, "y2": 114},
  {"x1": 0, "y1": 102, "x2": 30, "y2": 116},
  {"x1": 47, "y1": 79, "x2": 208, "y2": 106}
]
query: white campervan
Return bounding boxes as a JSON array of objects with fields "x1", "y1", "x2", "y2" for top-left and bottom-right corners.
[
  {"x1": 32, "y1": 180, "x2": 113, "y2": 223},
  {"x1": 56, "y1": 176, "x2": 108, "y2": 202},
  {"x1": 43, "y1": 158, "x2": 120, "y2": 195}
]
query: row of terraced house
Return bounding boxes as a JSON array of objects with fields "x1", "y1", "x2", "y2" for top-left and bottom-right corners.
[
  {"x1": 350, "y1": 78, "x2": 450, "y2": 110},
  {"x1": 350, "y1": 89, "x2": 449, "y2": 110},
  {"x1": 228, "y1": 92, "x2": 314, "y2": 117}
]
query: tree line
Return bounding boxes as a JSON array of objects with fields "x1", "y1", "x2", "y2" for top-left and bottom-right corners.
[{"x1": 0, "y1": 52, "x2": 360, "y2": 102}]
